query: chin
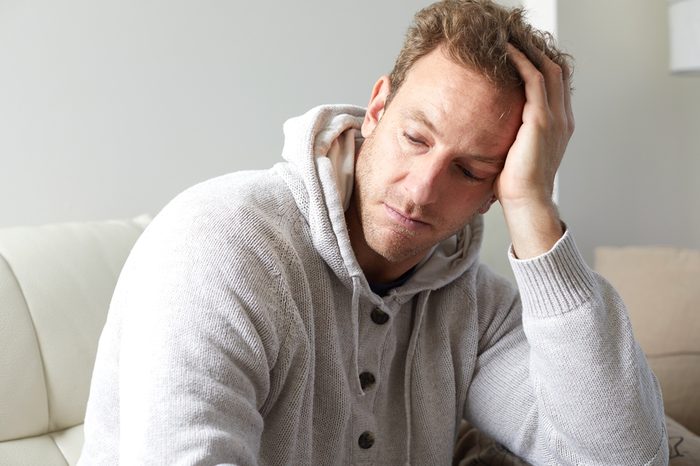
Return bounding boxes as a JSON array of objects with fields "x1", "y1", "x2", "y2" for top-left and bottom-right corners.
[{"x1": 368, "y1": 235, "x2": 427, "y2": 265}]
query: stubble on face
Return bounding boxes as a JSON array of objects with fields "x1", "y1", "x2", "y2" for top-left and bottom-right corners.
[{"x1": 350, "y1": 131, "x2": 465, "y2": 267}]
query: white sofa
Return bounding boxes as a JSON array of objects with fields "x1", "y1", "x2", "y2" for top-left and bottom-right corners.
[{"x1": 0, "y1": 217, "x2": 148, "y2": 465}]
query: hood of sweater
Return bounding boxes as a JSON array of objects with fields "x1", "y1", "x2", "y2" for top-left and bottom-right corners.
[{"x1": 278, "y1": 104, "x2": 484, "y2": 304}]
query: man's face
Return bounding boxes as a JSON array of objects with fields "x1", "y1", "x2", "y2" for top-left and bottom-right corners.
[{"x1": 348, "y1": 46, "x2": 525, "y2": 276}]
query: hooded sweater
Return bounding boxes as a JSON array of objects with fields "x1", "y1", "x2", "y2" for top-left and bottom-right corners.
[{"x1": 79, "y1": 105, "x2": 668, "y2": 466}]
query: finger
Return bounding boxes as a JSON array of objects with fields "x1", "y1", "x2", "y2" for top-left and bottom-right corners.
[
  {"x1": 561, "y1": 61, "x2": 575, "y2": 135},
  {"x1": 538, "y1": 52, "x2": 567, "y2": 126},
  {"x1": 506, "y1": 43, "x2": 548, "y2": 121}
]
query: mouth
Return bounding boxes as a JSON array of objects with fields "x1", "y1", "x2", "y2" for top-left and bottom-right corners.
[{"x1": 383, "y1": 203, "x2": 430, "y2": 230}]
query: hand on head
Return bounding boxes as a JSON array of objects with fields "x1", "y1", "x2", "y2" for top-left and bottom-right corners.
[{"x1": 495, "y1": 44, "x2": 574, "y2": 258}]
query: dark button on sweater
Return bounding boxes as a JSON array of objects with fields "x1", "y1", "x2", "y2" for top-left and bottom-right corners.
[
  {"x1": 371, "y1": 308, "x2": 389, "y2": 325},
  {"x1": 358, "y1": 431, "x2": 375, "y2": 449},
  {"x1": 359, "y1": 371, "x2": 376, "y2": 390}
]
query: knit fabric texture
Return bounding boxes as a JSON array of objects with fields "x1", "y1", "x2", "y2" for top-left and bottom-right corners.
[{"x1": 79, "y1": 105, "x2": 668, "y2": 465}]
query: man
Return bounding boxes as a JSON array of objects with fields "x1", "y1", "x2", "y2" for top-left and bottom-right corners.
[{"x1": 80, "y1": 1, "x2": 668, "y2": 464}]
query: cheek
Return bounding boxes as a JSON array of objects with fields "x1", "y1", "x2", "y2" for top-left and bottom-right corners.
[
  {"x1": 354, "y1": 151, "x2": 381, "y2": 203},
  {"x1": 355, "y1": 140, "x2": 394, "y2": 189},
  {"x1": 444, "y1": 187, "x2": 493, "y2": 218}
]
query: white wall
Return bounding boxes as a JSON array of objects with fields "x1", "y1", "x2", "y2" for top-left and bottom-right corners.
[
  {"x1": 0, "y1": 0, "x2": 432, "y2": 225},
  {"x1": 557, "y1": 0, "x2": 700, "y2": 262}
]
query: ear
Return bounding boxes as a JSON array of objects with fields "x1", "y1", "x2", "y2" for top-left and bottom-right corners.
[{"x1": 361, "y1": 75, "x2": 391, "y2": 138}]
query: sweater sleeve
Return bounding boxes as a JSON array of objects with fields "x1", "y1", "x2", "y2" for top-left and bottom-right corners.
[
  {"x1": 102, "y1": 202, "x2": 286, "y2": 465},
  {"x1": 464, "y1": 230, "x2": 668, "y2": 465}
]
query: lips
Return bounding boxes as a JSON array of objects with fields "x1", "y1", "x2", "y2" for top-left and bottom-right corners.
[{"x1": 383, "y1": 203, "x2": 430, "y2": 230}]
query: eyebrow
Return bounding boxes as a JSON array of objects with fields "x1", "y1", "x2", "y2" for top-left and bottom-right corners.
[
  {"x1": 403, "y1": 108, "x2": 443, "y2": 138},
  {"x1": 402, "y1": 108, "x2": 505, "y2": 167},
  {"x1": 469, "y1": 155, "x2": 505, "y2": 166}
]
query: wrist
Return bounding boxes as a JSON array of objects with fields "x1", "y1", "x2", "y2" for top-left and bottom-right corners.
[{"x1": 502, "y1": 200, "x2": 563, "y2": 259}]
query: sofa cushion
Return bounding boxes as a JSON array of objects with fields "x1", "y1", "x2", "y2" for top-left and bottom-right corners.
[
  {"x1": 595, "y1": 246, "x2": 700, "y2": 435},
  {"x1": 668, "y1": 415, "x2": 700, "y2": 465},
  {"x1": 0, "y1": 216, "x2": 148, "y2": 465}
]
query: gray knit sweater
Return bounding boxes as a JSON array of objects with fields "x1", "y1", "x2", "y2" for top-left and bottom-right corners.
[{"x1": 80, "y1": 105, "x2": 668, "y2": 465}]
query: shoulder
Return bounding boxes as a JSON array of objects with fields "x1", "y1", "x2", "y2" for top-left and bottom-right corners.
[
  {"x1": 462, "y1": 263, "x2": 522, "y2": 346},
  {"x1": 115, "y1": 169, "x2": 305, "y2": 359},
  {"x1": 166, "y1": 168, "x2": 295, "y2": 229},
  {"x1": 143, "y1": 168, "x2": 301, "y2": 260},
  {"x1": 473, "y1": 263, "x2": 519, "y2": 303},
  {"x1": 118, "y1": 168, "x2": 313, "y2": 315}
]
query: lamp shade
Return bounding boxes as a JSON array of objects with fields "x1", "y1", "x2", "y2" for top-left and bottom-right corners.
[{"x1": 669, "y1": 0, "x2": 700, "y2": 74}]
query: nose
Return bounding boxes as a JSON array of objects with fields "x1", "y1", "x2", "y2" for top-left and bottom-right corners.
[{"x1": 402, "y1": 156, "x2": 445, "y2": 206}]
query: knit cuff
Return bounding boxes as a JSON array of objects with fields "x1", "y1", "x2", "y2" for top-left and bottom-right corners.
[{"x1": 508, "y1": 229, "x2": 597, "y2": 318}]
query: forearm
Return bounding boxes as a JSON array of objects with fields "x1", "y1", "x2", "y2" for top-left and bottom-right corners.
[{"x1": 510, "y1": 231, "x2": 668, "y2": 464}]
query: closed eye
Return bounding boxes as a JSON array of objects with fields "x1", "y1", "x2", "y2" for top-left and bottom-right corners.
[
  {"x1": 403, "y1": 132, "x2": 426, "y2": 146},
  {"x1": 458, "y1": 165, "x2": 485, "y2": 181}
]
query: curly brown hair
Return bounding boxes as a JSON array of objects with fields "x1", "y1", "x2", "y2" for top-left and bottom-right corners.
[{"x1": 388, "y1": 0, "x2": 572, "y2": 102}]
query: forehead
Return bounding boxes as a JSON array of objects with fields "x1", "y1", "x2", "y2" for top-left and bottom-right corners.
[
  {"x1": 396, "y1": 47, "x2": 522, "y2": 112},
  {"x1": 390, "y1": 47, "x2": 524, "y2": 153}
]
